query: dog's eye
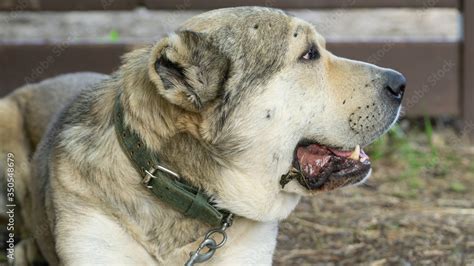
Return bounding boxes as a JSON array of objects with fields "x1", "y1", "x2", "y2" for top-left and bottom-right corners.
[{"x1": 301, "y1": 46, "x2": 320, "y2": 61}]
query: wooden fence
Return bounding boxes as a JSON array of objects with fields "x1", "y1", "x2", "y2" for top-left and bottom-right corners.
[{"x1": 0, "y1": 0, "x2": 472, "y2": 134}]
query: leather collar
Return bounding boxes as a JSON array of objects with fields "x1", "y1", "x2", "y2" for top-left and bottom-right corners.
[{"x1": 113, "y1": 93, "x2": 228, "y2": 226}]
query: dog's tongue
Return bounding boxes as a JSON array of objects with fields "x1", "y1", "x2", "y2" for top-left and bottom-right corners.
[{"x1": 296, "y1": 144, "x2": 333, "y2": 177}]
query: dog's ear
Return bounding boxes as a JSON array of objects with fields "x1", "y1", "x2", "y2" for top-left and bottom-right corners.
[{"x1": 149, "y1": 31, "x2": 230, "y2": 112}]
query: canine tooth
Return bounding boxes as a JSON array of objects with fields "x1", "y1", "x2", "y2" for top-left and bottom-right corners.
[
  {"x1": 349, "y1": 145, "x2": 360, "y2": 160},
  {"x1": 360, "y1": 156, "x2": 368, "y2": 163}
]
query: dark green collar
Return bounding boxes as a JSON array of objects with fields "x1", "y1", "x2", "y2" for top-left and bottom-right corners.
[{"x1": 113, "y1": 93, "x2": 227, "y2": 226}]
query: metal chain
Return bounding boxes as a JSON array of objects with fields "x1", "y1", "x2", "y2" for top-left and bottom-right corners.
[{"x1": 185, "y1": 214, "x2": 234, "y2": 266}]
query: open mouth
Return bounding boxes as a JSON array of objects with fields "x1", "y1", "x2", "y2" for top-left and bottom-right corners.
[{"x1": 281, "y1": 142, "x2": 371, "y2": 192}]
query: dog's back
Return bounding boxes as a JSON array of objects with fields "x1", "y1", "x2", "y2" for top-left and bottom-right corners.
[{"x1": 0, "y1": 72, "x2": 107, "y2": 263}]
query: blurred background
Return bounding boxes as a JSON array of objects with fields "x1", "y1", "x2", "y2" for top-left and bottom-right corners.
[{"x1": 1, "y1": 0, "x2": 473, "y2": 265}]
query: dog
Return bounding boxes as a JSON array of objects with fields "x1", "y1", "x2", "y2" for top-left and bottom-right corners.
[{"x1": 9, "y1": 6, "x2": 405, "y2": 265}]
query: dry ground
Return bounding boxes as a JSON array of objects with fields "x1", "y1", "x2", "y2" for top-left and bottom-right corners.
[{"x1": 275, "y1": 121, "x2": 474, "y2": 265}]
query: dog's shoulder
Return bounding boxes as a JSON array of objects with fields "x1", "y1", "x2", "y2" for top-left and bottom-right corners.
[
  {"x1": 12, "y1": 72, "x2": 109, "y2": 147},
  {"x1": 33, "y1": 72, "x2": 111, "y2": 165}
]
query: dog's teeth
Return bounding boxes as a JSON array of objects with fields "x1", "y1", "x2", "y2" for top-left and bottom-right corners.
[
  {"x1": 360, "y1": 156, "x2": 367, "y2": 163},
  {"x1": 349, "y1": 145, "x2": 360, "y2": 160}
]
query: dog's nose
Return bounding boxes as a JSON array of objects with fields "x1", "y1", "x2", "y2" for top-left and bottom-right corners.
[{"x1": 383, "y1": 70, "x2": 406, "y2": 101}]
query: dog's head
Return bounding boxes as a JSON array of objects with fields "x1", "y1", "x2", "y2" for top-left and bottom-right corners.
[{"x1": 147, "y1": 7, "x2": 405, "y2": 221}]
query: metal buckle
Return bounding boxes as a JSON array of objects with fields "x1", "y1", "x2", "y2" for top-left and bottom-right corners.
[{"x1": 143, "y1": 165, "x2": 180, "y2": 188}]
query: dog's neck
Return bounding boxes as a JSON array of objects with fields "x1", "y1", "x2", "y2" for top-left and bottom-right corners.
[
  {"x1": 114, "y1": 90, "x2": 229, "y2": 227},
  {"x1": 116, "y1": 47, "x2": 230, "y2": 203}
]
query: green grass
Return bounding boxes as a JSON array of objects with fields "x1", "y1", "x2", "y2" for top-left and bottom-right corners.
[
  {"x1": 367, "y1": 124, "x2": 405, "y2": 161},
  {"x1": 407, "y1": 176, "x2": 424, "y2": 190},
  {"x1": 367, "y1": 135, "x2": 386, "y2": 161},
  {"x1": 108, "y1": 30, "x2": 120, "y2": 42},
  {"x1": 469, "y1": 163, "x2": 474, "y2": 174},
  {"x1": 366, "y1": 122, "x2": 458, "y2": 197},
  {"x1": 393, "y1": 189, "x2": 419, "y2": 199},
  {"x1": 424, "y1": 116, "x2": 434, "y2": 148},
  {"x1": 449, "y1": 181, "x2": 467, "y2": 193}
]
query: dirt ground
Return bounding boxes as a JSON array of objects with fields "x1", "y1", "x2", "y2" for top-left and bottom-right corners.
[{"x1": 275, "y1": 122, "x2": 474, "y2": 265}]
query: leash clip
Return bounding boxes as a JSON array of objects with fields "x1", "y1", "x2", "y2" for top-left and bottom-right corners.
[{"x1": 185, "y1": 214, "x2": 234, "y2": 266}]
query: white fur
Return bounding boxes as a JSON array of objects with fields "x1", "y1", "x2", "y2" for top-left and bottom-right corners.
[{"x1": 54, "y1": 209, "x2": 157, "y2": 265}]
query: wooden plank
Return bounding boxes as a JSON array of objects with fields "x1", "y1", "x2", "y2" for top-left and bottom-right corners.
[
  {"x1": 329, "y1": 41, "x2": 460, "y2": 117},
  {"x1": 0, "y1": 0, "x2": 459, "y2": 10},
  {"x1": 0, "y1": 43, "x2": 133, "y2": 96},
  {"x1": 144, "y1": 0, "x2": 460, "y2": 10},
  {"x1": 462, "y1": 0, "x2": 474, "y2": 140},
  {"x1": 0, "y1": 0, "x2": 137, "y2": 11},
  {"x1": 0, "y1": 41, "x2": 460, "y2": 118}
]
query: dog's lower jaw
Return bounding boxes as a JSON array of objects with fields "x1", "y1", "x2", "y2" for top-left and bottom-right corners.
[
  {"x1": 282, "y1": 167, "x2": 373, "y2": 196},
  {"x1": 351, "y1": 168, "x2": 372, "y2": 187}
]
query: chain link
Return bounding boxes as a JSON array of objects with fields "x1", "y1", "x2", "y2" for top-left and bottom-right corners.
[{"x1": 185, "y1": 214, "x2": 234, "y2": 266}]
